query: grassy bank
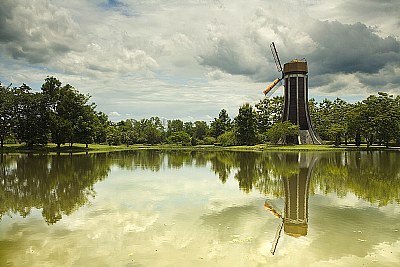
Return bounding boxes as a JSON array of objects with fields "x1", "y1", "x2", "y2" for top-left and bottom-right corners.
[{"x1": 1, "y1": 143, "x2": 399, "y2": 154}]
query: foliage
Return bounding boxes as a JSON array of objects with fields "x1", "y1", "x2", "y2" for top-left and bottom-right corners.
[
  {"x1": 166, "y1": 131, "x2": 192, "y2": 146},
  {"x1": 0, "y1": 82, "x2": 15, "y2": 148},
  {"x1": 234, "y1": 103, "x2": 258, "y2": 145},
  {"x1": 209, "y1": 109, "x2": 232, "y2": 138},
  {"x1": 255, "y1": 96, "x2": 284, "y2": 133},
  {"x1": 266, "y1": 121, "x2": 299, "y2": 144},
  {"x1": 202, "y1": 136, "x2": 216, "y2": 145},
  {"x1": 217, "y1": 131, "x2": 237, "y2": 146},
  {"x1": 3, "y1": 75, "x2": 400, "y2": 149}
]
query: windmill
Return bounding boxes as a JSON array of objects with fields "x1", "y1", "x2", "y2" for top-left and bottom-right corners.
[{"x1": 263, "y1": 42, "x2": 321, "y2": 144}]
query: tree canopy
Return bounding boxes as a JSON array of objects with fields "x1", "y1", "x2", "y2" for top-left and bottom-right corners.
[{"x1": 1, "y1": 76, "x2": 400, "y2": 148}]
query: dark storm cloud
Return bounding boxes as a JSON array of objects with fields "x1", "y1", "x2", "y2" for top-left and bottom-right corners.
[
  {"x1": 0, "y1": 1, "x2": 20, "y2": 42},
  {"x1": 339, "y1": 0, "x2": 400, "y2": 20},
  {"x1": 0, "y1": 0, "x2": 78, "y2": 64},
  {"x1": 198, "y1": 39, "x2": 266, "y2": 79},
  {"x1": 306, "y1": 21, "x2": 400, "y2": 75}
]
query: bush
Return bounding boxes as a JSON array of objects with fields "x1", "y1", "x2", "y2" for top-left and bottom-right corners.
[
  {"x1": 166, "y1": 131, "x2": 192, "y2": 146},
  {"x1": 202, "y1": 136, "x2": 217, "y2": 145},
  {"x1": 266, "y1": 121, "x2": 299, "y2": 144},
  {"x1": 217, "y1": 131, "x2": 237, "y2": 146}
]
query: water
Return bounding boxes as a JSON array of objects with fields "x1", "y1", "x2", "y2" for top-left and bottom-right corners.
[{"x1": 0, "y1": 150, "x2": 399, "y2": 266}]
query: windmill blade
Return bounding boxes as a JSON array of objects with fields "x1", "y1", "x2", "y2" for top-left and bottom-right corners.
[
  {"x1": 263, "y1": 78, "x2": 281, "y2": 96},
  {"x1": 264, "y1": 199, "x2": 283, "y2": 218},
  {"x1": 270, "y1": 220, "x2": 284, "y2": 255},
  {"x1": 270, "y1": 42, "x2": 283, "y2": 73},
  {"x1": 265, "y1": 81, "x2": 282, "y2": 98}
]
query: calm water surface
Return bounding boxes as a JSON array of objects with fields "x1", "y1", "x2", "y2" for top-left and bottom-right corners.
[{"x1": 0, "y1": 151, "x2": 399, "y2": 266}]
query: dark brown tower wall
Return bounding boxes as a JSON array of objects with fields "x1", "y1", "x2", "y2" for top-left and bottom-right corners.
[
  {"x1": 283, "y1": 77, "x2": 289, "y2": 121},
  {"x1": 282, "y1": 61, "x2": 321, "y2": 144},
  {"x1": 288, "y1": 77, "x2": 297, "y2": 124},
  {"x1": 298, "y1": 77, "x2": 308, "y2": 130}
]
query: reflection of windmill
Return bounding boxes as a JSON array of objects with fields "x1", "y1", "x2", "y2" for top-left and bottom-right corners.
[
  {"x1": 263, "y1": 42, "x2": 321, "y2": 144},
  {"x1": 264, "y1": 153, "x2": 318, "y2": 255}
]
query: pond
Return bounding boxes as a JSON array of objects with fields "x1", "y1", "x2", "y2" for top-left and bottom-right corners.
[{"x1": 0, "y1": 150, "x2": 399, "y2": 266}]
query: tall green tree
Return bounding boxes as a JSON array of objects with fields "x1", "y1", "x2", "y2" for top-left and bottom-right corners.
[
  {"x1": 94, "y1": 111, "x2": 110, "y2": 144},
  {"x1": 210, "y1": 109, "x2": 232, "y2": 138},
  {"x1": 193, "y1": 120, "x2": 208, "y2": 140},
  {"x1": 14, "y1": 84, "x2": 48, "y2": 147},
  {"x1": 362, "y1": 92, "x2": 400, "y2": 147},
  {"x1": 235, "y1": 103, "x2": 258, "y2": 145},
  {"x1": 255, "y1": 96, "x2": 283, "y2": 132},
  {"x1": 41, "y1": 77, "x2": 96, "y2": 148},
  {"x1": 75, "y1": 104, "x2": 99, "y2": 148},
  {"x1": 167, "y1": 119, "x2": 184, "y2": 136},
  {"x1": 0, "y1": 83, "x2": 15, "y2": 148}
]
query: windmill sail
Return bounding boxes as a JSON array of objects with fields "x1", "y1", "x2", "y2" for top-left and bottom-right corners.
[{"x1": 271, "y1": 220, "x2": 284, "y2": 255}]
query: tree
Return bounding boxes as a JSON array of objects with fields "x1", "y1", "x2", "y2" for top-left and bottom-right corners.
[
  {"x1": 193, "y1": 120, "x2": 209, "y2": 141},
  {"x1": 363, "y1": 92, "x2": 400, "y2": 147},
  {"x1": 183, "y1": 121, "x2": 194, "y2": 136},
  {"x1": 41, "y1": 78, "x2": 95, "y2": 148},
  {"x1": 235, "y1": 103, "x2": 258, "y2": 145},
  {"x1": 94, "y1": 111, "x2": 110, "y2": 144},
  {"x1": 327, "y1": 98, "x2": 351, "y2": 146},
  {"x1": 217, "y1": 131, "x2": 237, "y2": 146},
  {"x1": 0, "y1": 83, "x2": 15, "y2": 148},
  {"x1": 14, "y1": 84, "x2": 48, "y2": 147},
  {"x1": 210, "y1": 109, "x2": 232, "y2": 138},
  {"x1": 255, "y1": 96, "x2": 284, "y2": 133},
  {"x1": 311, "y1": 98, "x2": 351, "y2": 145},
  {"x1": 142, "y1": 117, "x2": 163, "y2": 144},
  {"x1": 74, "y1": 104, "x2": 99, "y2": 148},
  {"x1": 167, "y1": 119, "x2": 184, "y2": 136},
  {"x1": 118, "y1": 119, "x2": 136, "y2": 146},
  {"x1": 266, "y1": 121, "x2": 299, "y2": 144},
  {"x1": 166, "y1": 131, "x2": 191, "y2": 146}
]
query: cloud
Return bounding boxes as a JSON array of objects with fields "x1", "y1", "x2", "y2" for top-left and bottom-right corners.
[
  {"x1": 308, "y1": 0, "x2": 400, "y2": 38},
  {"x1": 306, "y1": 20, "x2": 400, "y2": 75},
  {"x1": 0, "y1": 0, "x2": 81, "y2": 64},
  {"x1": 109, "y1": 111, "x2": 121, "y2": 117},
  {"x1": 0, "y1": 0, "x2": 399, "y2": 120}
]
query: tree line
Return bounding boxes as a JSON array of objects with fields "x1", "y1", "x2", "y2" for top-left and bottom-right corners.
[{"x1": 1, "y1": 77, "x2": 400, "y2": 148}]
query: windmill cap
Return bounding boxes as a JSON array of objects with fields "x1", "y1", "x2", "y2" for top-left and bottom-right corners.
[
  {"x1": 284, "y1": 222, "x2": 308, "y2": 237},
  {"x1": 283, "y1": 60, "x2": 308, "y2": 74}
]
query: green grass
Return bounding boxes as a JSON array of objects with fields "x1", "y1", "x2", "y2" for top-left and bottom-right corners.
[{"x1": 2, "y1": 143, "x2": 399, "y2": 154}]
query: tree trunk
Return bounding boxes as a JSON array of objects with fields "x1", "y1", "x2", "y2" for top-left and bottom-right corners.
[
  {"x1": 85, "y1": 143, "x2": 88, "y2": 149},
  {"x1": 57, "y1": 143, "x2": 61, "y2": 149},
  {"x1": 0, "y1": 138, "x2": 3, "y2": 149},
  {"x1": 355, "y1": 133, "x2": 361, "y2": 147}
]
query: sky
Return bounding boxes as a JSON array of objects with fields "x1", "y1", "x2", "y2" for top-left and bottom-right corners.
[{"x1": 0, "y1": 0, "x2": 399, "y2": 122}]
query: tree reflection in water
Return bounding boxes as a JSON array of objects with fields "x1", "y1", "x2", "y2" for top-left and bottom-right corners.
[
  {"x1": 0, "y1": 153, "x2": 111, "y2": 224},
  {"x1": 1, "y1": 150, "x2": 399, "y2": 225}
]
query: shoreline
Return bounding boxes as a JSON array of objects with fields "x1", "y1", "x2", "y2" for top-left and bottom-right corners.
[{"x1": 1, "y1": 143, "x2": 400, "y2": 154}]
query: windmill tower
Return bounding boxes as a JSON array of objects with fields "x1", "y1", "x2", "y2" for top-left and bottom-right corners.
[{"x1": 263, "y1": 43, "x2": 321, "y2": 144}]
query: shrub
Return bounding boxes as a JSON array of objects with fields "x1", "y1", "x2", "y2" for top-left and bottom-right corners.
[
  {"x1": 166, "y1": 131, "x2": 192, "y2": 146},
  {"x1": 217, "y1": 131, "x2": 237, "y2": 146}
]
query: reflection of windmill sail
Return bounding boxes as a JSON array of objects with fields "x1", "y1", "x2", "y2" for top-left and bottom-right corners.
[
  {"x1": 264, "y1": 200, "x2": 283, "y2": 255},
  {"x1": 271, "y1": 220, "x2": 284, "y2": 255}
]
